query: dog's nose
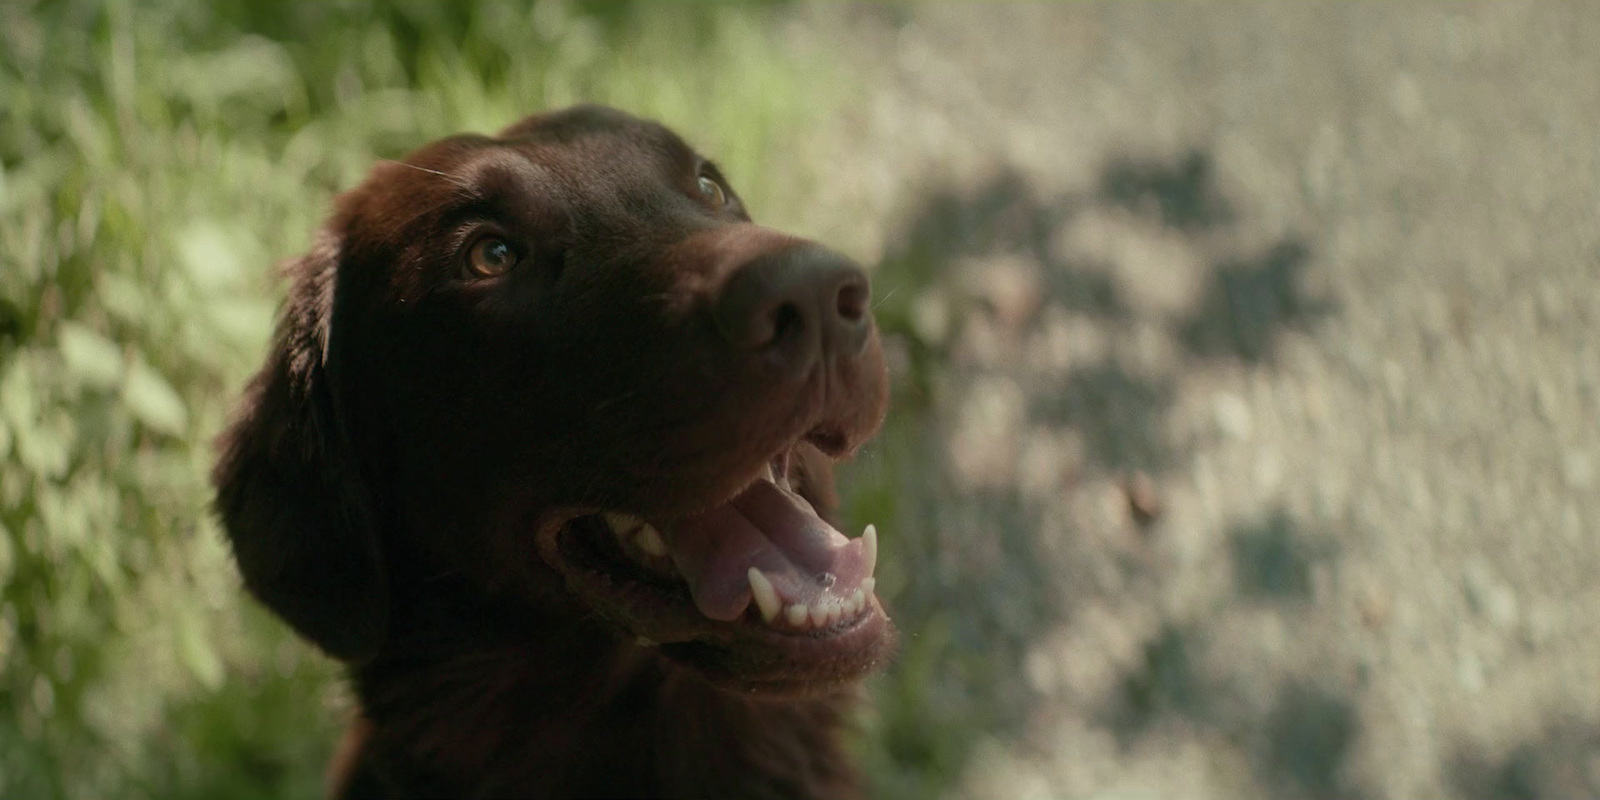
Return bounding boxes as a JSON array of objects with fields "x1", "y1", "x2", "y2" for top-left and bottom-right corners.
[{"x1": 714, "y1": 245, "x2": 872, "y2": 372}]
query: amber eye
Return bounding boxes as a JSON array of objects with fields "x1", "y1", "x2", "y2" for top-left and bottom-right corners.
[
  {"x1": 467, "y1": 236, "x2": 518, "y2": 277},
  {"x1": 697, "y1": 175, "x2": 727, "y2": 208}
]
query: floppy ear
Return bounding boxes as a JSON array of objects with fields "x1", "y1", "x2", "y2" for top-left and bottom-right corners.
[{"x1": 212, "y1": 230, "x2": 388, "y2": 663}]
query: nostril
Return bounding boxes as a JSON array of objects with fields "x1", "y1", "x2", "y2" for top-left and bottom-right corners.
[
  {"x1": 770, "y1": 302, "x2": 805, "y2": 348},
  {"x1": 715, "y1": 244, "x2": 870, "y2": 368},
  {"x1": 836, "y1": 280, "x2": 869, "y2": 323}
]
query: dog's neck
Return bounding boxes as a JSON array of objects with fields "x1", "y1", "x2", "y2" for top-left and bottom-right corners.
[{"x1": 347, "y1": 577, "x2": 863, "y2": 799}]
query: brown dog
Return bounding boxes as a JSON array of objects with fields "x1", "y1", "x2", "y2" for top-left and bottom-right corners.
[{"x1": 212, "y1": 106, "x2": 892, "y2": 798}]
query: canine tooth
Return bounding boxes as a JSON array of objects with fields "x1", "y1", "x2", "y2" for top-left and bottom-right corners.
[
  {"x1": 602, "y1": 511, "x2": 641, "y2": 535},
  {"x1": 861, "y1": 524, "x2": 878, "y2": 578},
  {"x1": 850, "y1": 588, "x2": 865, "y2": 615},
  {"x1": 636, "y1": 524, "x2": 668, "y2": 557},
  {"x1": 762, "y1": 462, "x2": 776, "y2": 482},
  {"x1": 785, "y1": 603, "x2": 809, "y2": 627},
  {"x1": 747, "y1": 568, "x2": 782, "y2": 623},
  {"x1": 861, "y1": 577, "x2": 876, "y2": 596}
]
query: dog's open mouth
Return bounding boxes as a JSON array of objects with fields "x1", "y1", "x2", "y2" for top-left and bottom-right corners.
[
  {"x1": 609, "y1": 463, "x2": 877, "y2": 632},
  {"x1": 548, "y1": 448, "x2": 883, "y2": 651}
]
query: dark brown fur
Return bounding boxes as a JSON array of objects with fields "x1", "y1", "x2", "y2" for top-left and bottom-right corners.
[{"x1": 213, "y1": 106, "x2": 891, "y2": 798}]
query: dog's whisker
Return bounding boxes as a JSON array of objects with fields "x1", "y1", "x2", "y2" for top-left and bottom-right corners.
[{"x1": 381, "y1": 159, "x2": 477, "y2": 192}]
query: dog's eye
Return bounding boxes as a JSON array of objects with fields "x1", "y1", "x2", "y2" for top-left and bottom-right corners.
[
  {"x1": 697, "y1": 175, "x2": 727, "y2": 208},
  {"x1": 467, "y1": 236, "x2": 519, "y2": 277}
]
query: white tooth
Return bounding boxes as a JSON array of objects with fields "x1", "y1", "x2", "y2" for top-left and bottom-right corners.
[
  {"x1": 747, "y1": 568, "x2": 782, "y2": 623},
  {"x1": 861, "y1": 577, "x2": 876, "y2": 596},
  {"x1": 861, "y1": 524, "x2": 878, "y2": 578},
  {"x1": 636, "y1": 524, "x2": 668, "y2": 557},
  {"x1": 762, "y1": 462, "x2": 776, "y2": 482},
  {"x1": 603, "y1": 511, "x2": 641, "y2": 535},
  {"x1": 809, "y1": 602, "x2": 830, "y2": 627},
  {"x1": 786, "y1": 603, "x2": 809, "y2": 627},
  {"x1": 850, "y1": 588, "x2": 865, "y2": 615}
]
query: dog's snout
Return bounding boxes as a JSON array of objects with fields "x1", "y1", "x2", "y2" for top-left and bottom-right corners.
[{"x1": 714, "y1": 246, "x2": 872, "y2": 371}]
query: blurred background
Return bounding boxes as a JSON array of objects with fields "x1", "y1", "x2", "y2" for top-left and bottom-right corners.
[{"x1": 3, "y1": 2, "x2": 1598, "y2": 798}]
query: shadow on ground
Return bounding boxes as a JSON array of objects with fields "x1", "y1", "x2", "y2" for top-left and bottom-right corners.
[
  {"x1": 1180, "y1": 240, "x2": 1332, "y2": 364},
  {"x1": 1099, "y1": 605, "x2": 1361, "y2": 799},
  {"x1": 846, "y1": 147, "x2": 1347, "y2": 798},
  {"x1": 1229, "y1": 510, "x2": 1340, "y2": 602},
  {"x1": 1100, "y1": 150, "x2": 1234, "y2": 231},
  {"x1": 1449, "y1": 720, "x2": 1600, "y2": 800}
]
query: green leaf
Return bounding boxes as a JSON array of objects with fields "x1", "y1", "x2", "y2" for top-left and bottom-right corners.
[
  {"x1": 121, "y1": 361, "x2": 188, "y2": 436},
  {"x1": 176, "y1": 222, "x2": 245, "y2": 296},
  {"x1": 0, "y1": 355, "x2": 39, "y2": 428},
  {"x1": 36, "y1": 482, "x2": 89, "y2": 554},
  {"x1": 206, "y1": 297, "x2": 275, "y2": 352},
  {"x1": 15, "y1": 416, "x2": 72, "y2": 480},
  {"x1": 131, "y1": 449, "x2": 199, "y2": 493},
  {"x1": 165, "y1": 35, "x2": 300, "y2": 111},
  {"x1": 0, "y1": 519, "x2": 13, "y2": 586},
  {"x1": 57, "y1": 320, "x2": 125, "y2": 390},
  {"x1": 175, "y1": 606, "x2": 224, "y2": 692},
  {"x1": 95, "y1": 271, "x2": 153, "y2": 327}
]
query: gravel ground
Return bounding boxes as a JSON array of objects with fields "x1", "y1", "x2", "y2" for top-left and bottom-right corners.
[{"x1": 774, "y1": 5, "x2": 1600, "y2": 798}]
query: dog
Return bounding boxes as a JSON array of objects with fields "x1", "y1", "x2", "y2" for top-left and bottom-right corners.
[{"x1": 212, "y1": 105, "x2": 892, "y2": 798}]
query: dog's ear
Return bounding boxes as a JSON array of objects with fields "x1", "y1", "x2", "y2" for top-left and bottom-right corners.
[{"x1": 212, "y1": 229, "x2": 388, "y2": 663}]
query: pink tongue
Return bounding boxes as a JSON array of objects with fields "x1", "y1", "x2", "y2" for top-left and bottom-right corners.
[{"x1": 661, "y1": 479, "x2": 869, "y2": 621}]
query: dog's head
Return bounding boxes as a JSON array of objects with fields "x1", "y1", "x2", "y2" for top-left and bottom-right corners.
[{"x1": 213, "y1": 106, "x2": 891, "y2": 693}]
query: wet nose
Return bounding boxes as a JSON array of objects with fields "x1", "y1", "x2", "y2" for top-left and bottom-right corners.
[{"x1": 712, "y1": 244, "x2": 872, "y2": 374}]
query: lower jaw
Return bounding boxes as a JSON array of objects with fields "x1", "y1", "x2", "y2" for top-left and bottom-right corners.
[{"x1": 657, "y1": 608, "x2": 894, "y2": 695}]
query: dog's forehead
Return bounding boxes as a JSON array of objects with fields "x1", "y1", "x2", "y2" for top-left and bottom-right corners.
[
  {"x1": 347, "y1": 114, "x2": 708, "y2": 240},
  {"x1": 497, "y1": 107, "x2": 702, "y2": 180},
  {"x1": 370, "y1": 111, "x2": 707, "y2": 222},
  {"x1": 498, "y1": 106, "x2": 690, "y2": 149}
]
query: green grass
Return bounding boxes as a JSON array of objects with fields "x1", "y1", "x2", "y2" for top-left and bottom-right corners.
[{"x1": 0, "y1": 2, "x2": 847, "y2": 796}]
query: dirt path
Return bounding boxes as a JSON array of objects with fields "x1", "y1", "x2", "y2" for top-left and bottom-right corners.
[{"x1": 780, "y1": 5, "x2": 1600, "y2": 798}]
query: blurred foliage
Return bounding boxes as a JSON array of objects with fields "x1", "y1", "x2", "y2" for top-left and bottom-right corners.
[{"x1": 0, "y1": 1, "x2": 834, "y2": 796}]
